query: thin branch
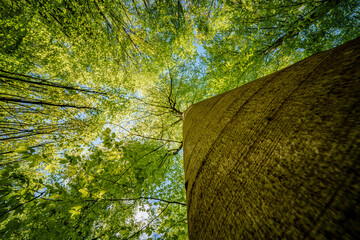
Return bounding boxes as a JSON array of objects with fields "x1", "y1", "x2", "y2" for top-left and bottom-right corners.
[
  {"x1": 116, "y1": 125, "x2": 182, "y2": 143},
  {"x1": 126, "y1": 203, "x2": 170, "y2": 239},
  {"x1": 0, "y1": 97, "x2": 95, "y2": 110},
  {"x1": 0, "y1": 70, "x2": 105, "y2": 95},
  {"x1": 0, "y1": 192, "x2": 46, "y2": 218},
  {"x1": 85, "y1": 197, "x2": 186, "y2": 206},
  {"x1": 114, "y1": 145, "x2": 164, "y2": 183},
  {"x1": 0, "y1": 141, "x2": 52, "y2": 156}
]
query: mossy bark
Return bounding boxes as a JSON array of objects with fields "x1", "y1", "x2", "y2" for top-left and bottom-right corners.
[{"x1": 183, "y1": 37, "x2": 360, "y2": 239}]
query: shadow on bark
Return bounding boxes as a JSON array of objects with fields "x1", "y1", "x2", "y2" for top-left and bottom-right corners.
[{"x1": 184, "y1": 37, "x2": 360, "y2": 239}]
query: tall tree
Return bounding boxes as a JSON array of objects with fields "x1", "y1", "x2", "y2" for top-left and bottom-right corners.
[{"x1": 183, "y1": 36, "x2": 360, "y2": 239}]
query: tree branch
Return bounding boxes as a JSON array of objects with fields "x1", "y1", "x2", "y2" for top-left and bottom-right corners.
[
  {"x1": 85, "y1": 197, "x2": 186, "y2": 206},
  {"x1": 0, "y1": 192, "x2": 46, "y2": 218},
  {"x1": 116, "y1": 125, "x2": 182, "y2": 143},
  {"x1": 126, "y1": 203, "x2": 169, "y2": 239}
]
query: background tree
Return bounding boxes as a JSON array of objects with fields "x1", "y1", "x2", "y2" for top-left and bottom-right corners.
[
  {"x1": 0, "y1": 69, "x2": 105, "y2": 154},
  {"x1": 195, "y1": 0, "x2": 360, "y2": 93}
]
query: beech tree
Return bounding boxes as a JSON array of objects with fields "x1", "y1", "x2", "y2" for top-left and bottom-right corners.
[
  {"x1": 183, "y1": 36, "x2": 360, "y2": 239},
  {"x1": 0, "y1": 0, "x2": 359, "y2": 239}
]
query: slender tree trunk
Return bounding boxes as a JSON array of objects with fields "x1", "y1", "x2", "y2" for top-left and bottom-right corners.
[{"x1": 183, "y1": 37, "x2": 360, "y2": 239}]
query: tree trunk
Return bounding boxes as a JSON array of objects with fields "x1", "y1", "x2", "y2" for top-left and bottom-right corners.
[{"x1": 183, "y1": 37, "x2": 360, "y2": 239}]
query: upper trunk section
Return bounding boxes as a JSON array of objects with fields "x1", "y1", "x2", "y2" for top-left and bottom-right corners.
[{"x1": 183, "y1": 37, "x2": 360, "y2": 239}]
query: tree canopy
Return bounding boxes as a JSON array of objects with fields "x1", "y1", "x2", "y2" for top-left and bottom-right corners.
[{"x1": 0, "y1": 0, "x2": 359, "y2": 239}]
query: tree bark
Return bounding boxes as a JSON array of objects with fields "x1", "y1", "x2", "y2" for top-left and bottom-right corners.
[{"x1": 183, "y1": 37, "x2": 360, "y2": 239}]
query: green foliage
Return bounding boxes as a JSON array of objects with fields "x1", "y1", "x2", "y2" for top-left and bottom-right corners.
[
  {"x1": 198, "y1": 0, "x2": 360, "y2": 93},
  {"x1": 0, "y1": 0, "x2": 359, "y2": 239}
]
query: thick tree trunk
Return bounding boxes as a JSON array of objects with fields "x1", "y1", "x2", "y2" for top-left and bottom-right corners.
[{"x1": 183, "y1": 37, "x2": 360, "y2": 239}]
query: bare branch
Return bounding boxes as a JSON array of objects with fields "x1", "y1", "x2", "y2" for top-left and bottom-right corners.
[{"x1": 116, "y1": 125, "x2": 182, "y2": 143}]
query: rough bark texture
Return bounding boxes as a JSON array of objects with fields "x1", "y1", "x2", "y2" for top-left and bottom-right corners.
[{"x1": 183, "y1": 37, "x2": 360, "y2": 239}]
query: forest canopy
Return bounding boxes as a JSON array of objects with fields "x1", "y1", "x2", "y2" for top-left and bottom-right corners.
[{"x1": 0, "y1": 0, "x2": 359, "y2": 239}]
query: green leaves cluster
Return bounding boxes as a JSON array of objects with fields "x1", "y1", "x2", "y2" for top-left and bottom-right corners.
[
  {"x1": 1, "y1": 130, "x2": 187, "y2": 239},
  {"x1": 197, "y1": 0, "x2": 360, "y2": 93}
]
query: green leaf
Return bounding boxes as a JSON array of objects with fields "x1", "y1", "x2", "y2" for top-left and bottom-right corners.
[
  {"x1": 78, "y1": 188, "x2": 89, "y2": 198},
  {"x1": 15, "y1": 145, "x2": 29, "y2": 154}
]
